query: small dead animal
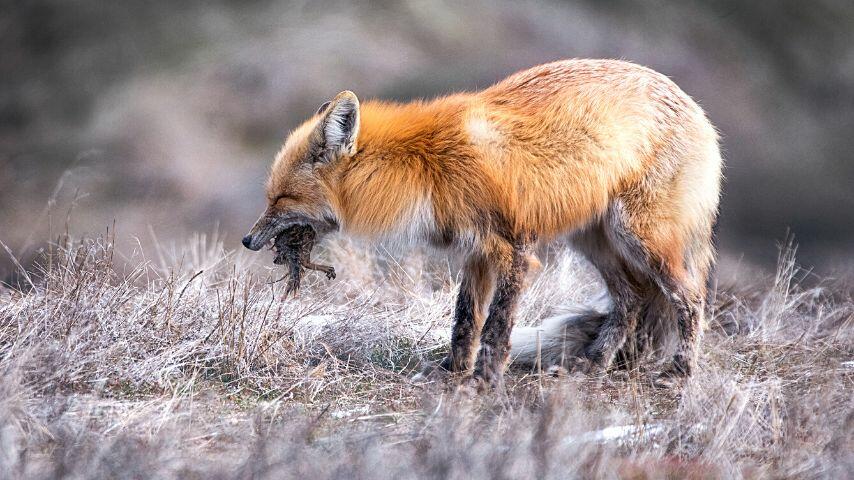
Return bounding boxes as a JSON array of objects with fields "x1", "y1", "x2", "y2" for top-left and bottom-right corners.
[{"x1": 271, "y1": 224, "x2": 336, "y2": 296}]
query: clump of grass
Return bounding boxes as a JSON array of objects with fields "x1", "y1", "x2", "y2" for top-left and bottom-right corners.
[{"x1": 0, "y1": 232, "x2": 851, "y2": 478}]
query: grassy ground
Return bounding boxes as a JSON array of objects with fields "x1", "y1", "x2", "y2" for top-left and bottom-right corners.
[{"x1": 0, "y1": 233, "x2": 851, "y2": 479}]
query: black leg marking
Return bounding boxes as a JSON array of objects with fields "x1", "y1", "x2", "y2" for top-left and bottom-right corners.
[
  {"x1": 571, "y1": 224, "x2": 643, "y2": 372},
  {"x1": 443, "y1": 285, "x2": 478, "y2": 372},
  {"x1": 584, "y1": 269, "x2": 642, "y2": 371},
  {"x1": 441, "y1": 256, "x2": 492, "y2": 373},
  {"x1": 657, "y1": 285, "x2": 703, "y2": 379},
  {"x1": 473, "y1": 243, "x2": 529, "y2": 388}
]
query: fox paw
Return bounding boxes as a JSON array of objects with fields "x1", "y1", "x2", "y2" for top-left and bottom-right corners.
[
  {"x1": 564, "y1": 356, "x2": 594, "y2": 375},
  {"x1": 581, "y1": 351, "x2": 609, "y2": 376},
  {"x1": 651, "y1": 371, "x2": 684, "y2": 389},
  {"x1": 471, "y1": 366, "x2": 505, "y2": 392},
  {"x1": 411, "y1": 361, "x2": 450, "y2": 384},
  {"x1": 652, "y1": 357, "x2": 692, "y2": 389}
]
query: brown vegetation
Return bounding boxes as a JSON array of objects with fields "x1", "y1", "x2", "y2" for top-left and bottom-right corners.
[{"x1": 0, "y1": 234, "x2": 850, "y2": 478}]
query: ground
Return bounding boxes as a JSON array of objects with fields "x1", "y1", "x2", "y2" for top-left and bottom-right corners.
[{"x1": 0, "y1": 233, "x2": 851, "y2": 479}]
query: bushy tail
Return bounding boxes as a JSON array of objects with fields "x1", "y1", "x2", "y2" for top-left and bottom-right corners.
[
  {"x1": 509, "y1": 296, "x2": 609, "y2": 370},
  {"x1": 510, "y1": 291, "x2": 681, "y2": 371}
]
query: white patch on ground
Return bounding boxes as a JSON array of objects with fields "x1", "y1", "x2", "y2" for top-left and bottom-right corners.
[
  {"x1": 292, "y1": 314, "x2": 336, "y2": 343},
  {"x1": 563, "y1": 423, "x2": 666, "y2": 446},
  {"x1": 330, "y1": 406, "x2": 371, "y2": 419}
]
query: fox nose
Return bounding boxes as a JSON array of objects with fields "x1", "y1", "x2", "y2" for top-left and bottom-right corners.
[{"x1": 241, "y1": 234, "x2": 256, "y2": 250}]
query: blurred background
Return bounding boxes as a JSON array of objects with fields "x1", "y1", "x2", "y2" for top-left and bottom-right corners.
[{"x1": 2, "y1": 0, "x2": 853, "y2": 282}]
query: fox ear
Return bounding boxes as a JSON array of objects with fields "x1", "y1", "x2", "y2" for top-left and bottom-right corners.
[
  {"x1": 320, "y1": 91, "x2": 360, "y2": 157},
  {"x1": 316, "y1": 101, "x2": 332, "y2": 115}
]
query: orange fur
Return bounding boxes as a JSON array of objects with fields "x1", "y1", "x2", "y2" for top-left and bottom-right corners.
[
  {"x1": 270, "y1": 61, "x2": 713, "y2": 255},
  {"x1": 246, "y1": 59, "x2": 723, "y2": 385}
]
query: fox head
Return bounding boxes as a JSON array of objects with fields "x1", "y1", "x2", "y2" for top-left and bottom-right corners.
[{"x1": 242, "y1": 91, "x2": 360, "y2": 251}]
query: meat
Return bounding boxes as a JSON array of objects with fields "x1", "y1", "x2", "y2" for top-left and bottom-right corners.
[{"x1": 271, "y1": 224, "x2": 336, "y2": 296}]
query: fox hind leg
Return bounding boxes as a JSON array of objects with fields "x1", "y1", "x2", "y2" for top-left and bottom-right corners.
[
  {"x1": 653, "y1": 276, "x2": 704, "y2": 379},
  {"x1": 571, "y1": 224, "x2": 644, "y2": 372},
  {"x1": 595, "y1": 200, "x2": 709, "y2": 381}
]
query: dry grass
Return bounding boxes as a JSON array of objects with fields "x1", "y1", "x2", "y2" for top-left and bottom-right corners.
[{"x1": 0, "y1": 232, "x2": 851, "y2": 479}]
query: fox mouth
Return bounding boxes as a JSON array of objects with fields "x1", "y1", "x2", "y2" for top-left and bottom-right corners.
[
  {"x1": 243, "y1": 213, "x2": 337, "y2": 251},
  {"x1": 244, "y1": 215, "x2": 303, "y2": 251}
]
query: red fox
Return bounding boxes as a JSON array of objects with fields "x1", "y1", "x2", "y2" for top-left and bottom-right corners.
[{"x1": 243, "y1": 59, "x2": 722, "y2": 388}]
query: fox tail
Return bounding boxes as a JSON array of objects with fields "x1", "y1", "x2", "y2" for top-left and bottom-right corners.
[{"x1": 509, "y1": 295, "x2": 609, "y2": 370}]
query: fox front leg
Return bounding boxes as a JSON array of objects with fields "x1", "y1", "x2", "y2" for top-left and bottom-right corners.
[
  {"x1": 441, "y1": 254, "x2": 494, "y2": 373},
  {"x1": 472, "y1": 241, "x2": 530, "y2": 389}
]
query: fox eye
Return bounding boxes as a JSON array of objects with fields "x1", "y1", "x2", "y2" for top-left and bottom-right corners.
[{"x1": 271, "y1": 193, "x2": 296, "y2": 206}]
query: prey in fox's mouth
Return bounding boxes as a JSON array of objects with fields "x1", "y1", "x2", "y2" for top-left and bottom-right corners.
[{"x1": 270, "y1": 224, "x2": 336, "y2": 297}]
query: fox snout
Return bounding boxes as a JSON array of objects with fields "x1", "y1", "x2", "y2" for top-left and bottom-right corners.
[
  {"x1": 242, "y1": 229, "x2": 272, "y2": 251},
  {"x1": 241, "y1": 234, "x2": 257, "y2": 250},
  {"x1": 242, "y1": 211, "x2": 286, "y2": 251}
]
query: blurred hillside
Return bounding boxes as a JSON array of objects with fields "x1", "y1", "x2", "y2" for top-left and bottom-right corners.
[{"x1": 2, "y1": 0, "x2": 854, "y2": 279}]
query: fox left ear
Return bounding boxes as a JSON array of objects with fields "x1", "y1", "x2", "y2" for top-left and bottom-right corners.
[{"x1": 320, "y1": 91, "x2": 360, "y2": 157}]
